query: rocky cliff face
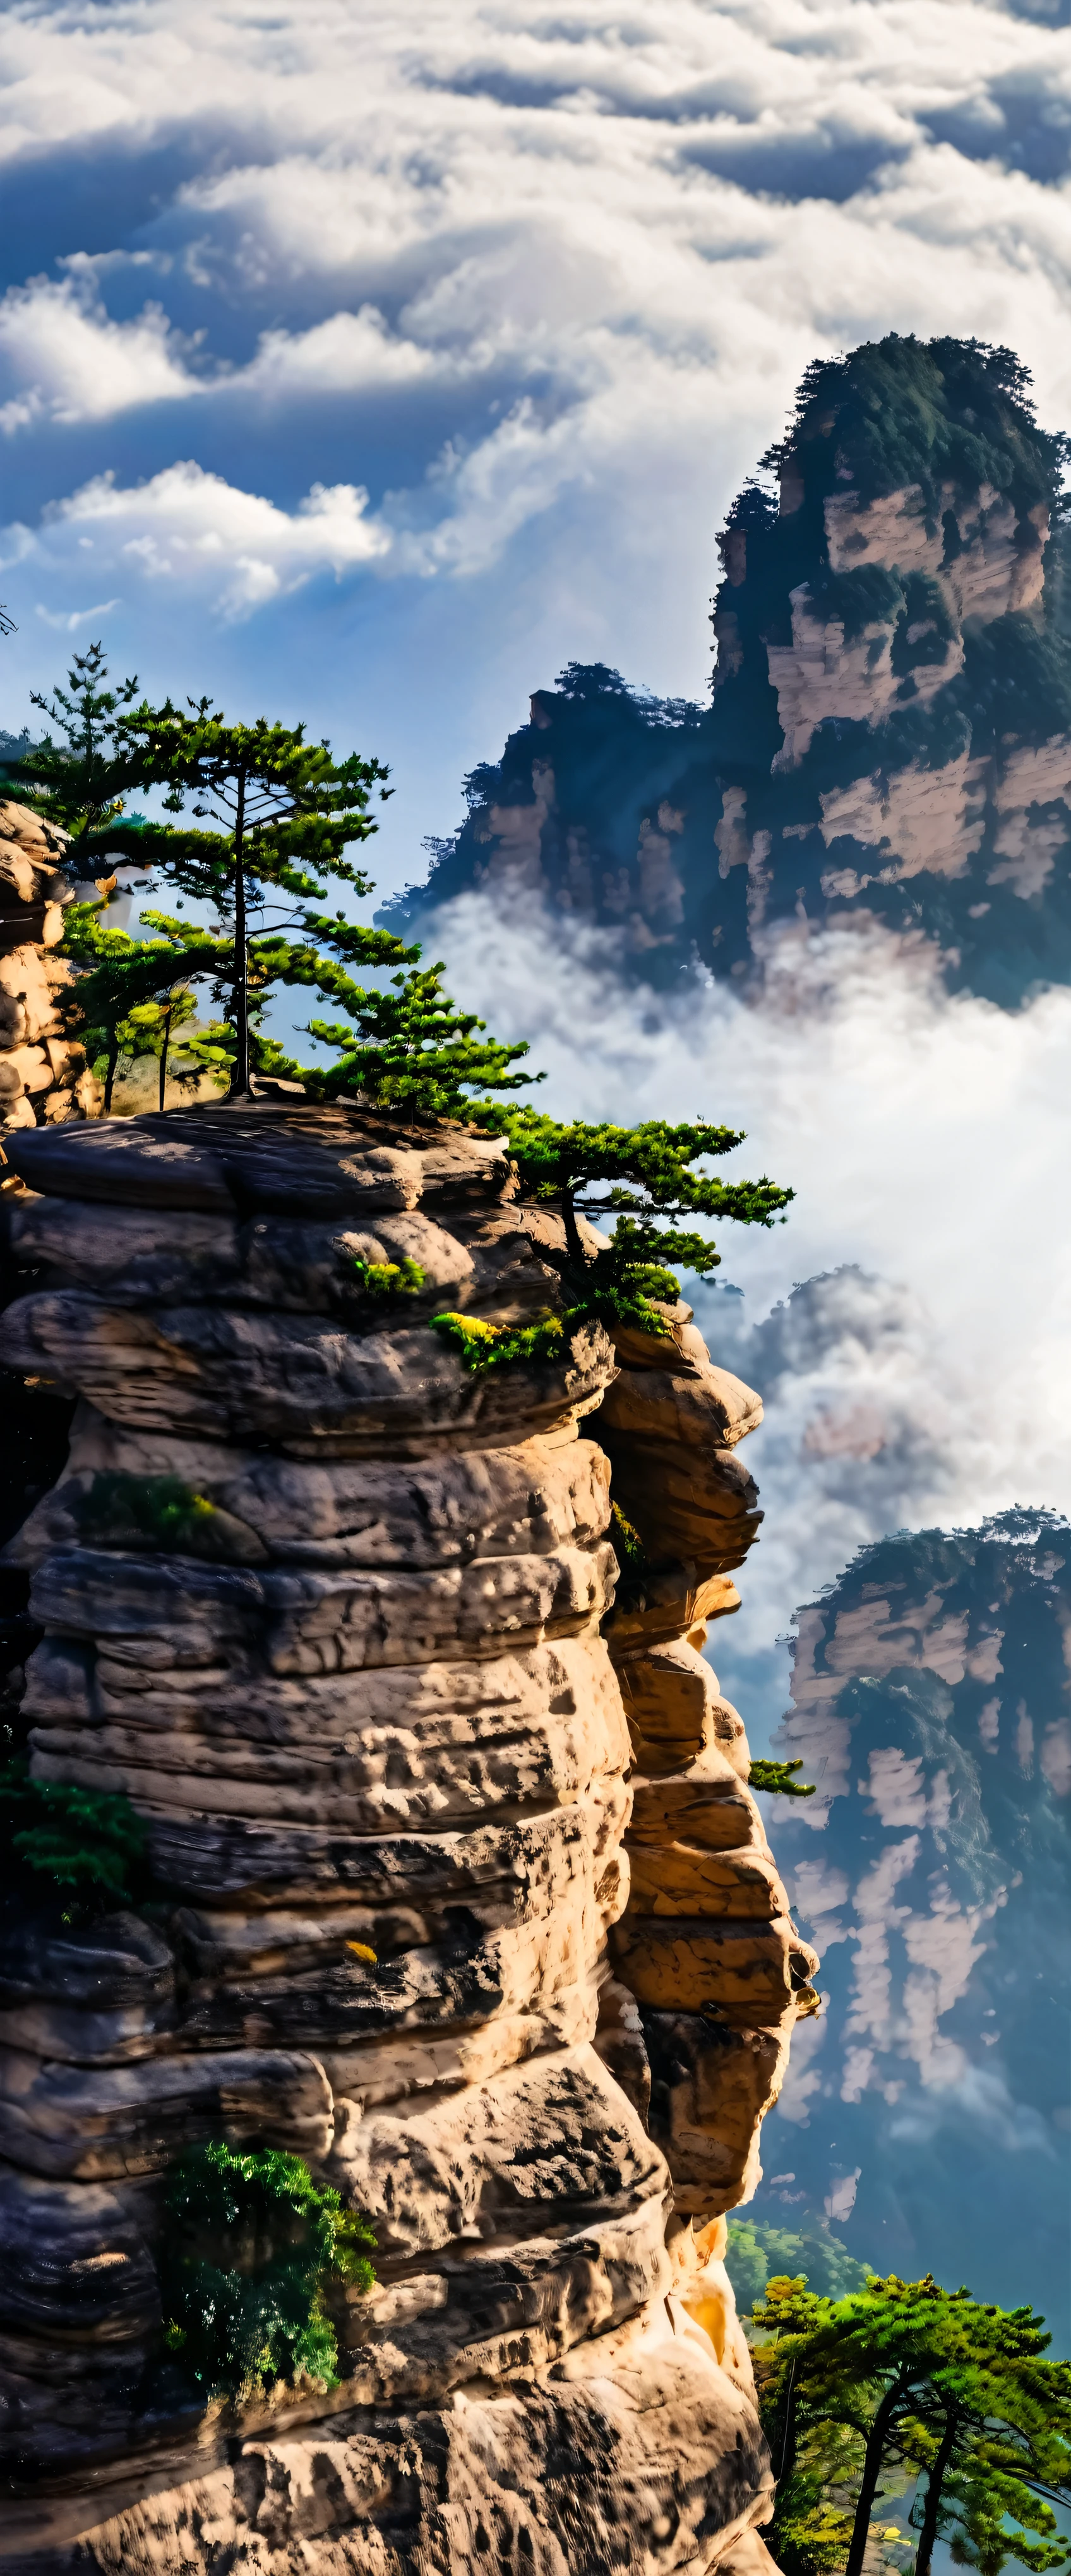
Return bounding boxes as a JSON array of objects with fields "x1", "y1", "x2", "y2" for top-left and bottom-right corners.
[
  {"x1": 387, "y1": 338, "x2": 1071, "y2": 1007},
  {"x1": 0, "y1": 1100, "x2": 815, "y2": 2571},
  {"x1": 0, "y1": 802, "x2": 100, "y2": 1135},
  {"x1": 752, "y1": 1512, "x2": 1071, "y2": 2345}
]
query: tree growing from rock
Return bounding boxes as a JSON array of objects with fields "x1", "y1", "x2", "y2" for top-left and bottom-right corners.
[
  {"x1": 49, "y1": 683, "x2": 536, "y2": 1111},
  {"x1": 472, "y1": 1109, "x2": 792, "y2": 1327},
  {"x1": 100, "y1": 696, "x2": 396, "y2": 1097},
  {"x1": 23, "y1": 659, "x2": 792, "y2": 1315},
  {"x1": 159, "y1": 2142, "x2": 375, "y2": 2399}
]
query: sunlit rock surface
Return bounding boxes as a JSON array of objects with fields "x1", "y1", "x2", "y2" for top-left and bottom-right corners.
[
  {"x1": 0, "y1": 802, "x2": 101, "y2": 1135},
  {"x1": 0, "y1": 1101, "x2": 812, "y2": 2571},
  {"x1": 388, "y1": 338, "x2": 1071, "y2": 1008}
]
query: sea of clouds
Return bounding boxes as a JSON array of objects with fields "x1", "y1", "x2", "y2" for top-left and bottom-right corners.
[
  {"x1": 5, "y1": 0, "x2": 1071, "y2": 1731},
  {"x1": 4, "y1": 0, "x2": 1071, "y2": 888},
  {"x1": 423, "y1": 893, "x2": 1071, "y2": 1734}
]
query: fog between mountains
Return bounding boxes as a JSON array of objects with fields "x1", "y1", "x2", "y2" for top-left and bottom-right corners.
[{"x1": 428, "y1": 891, "x2": 1071, "y2": 1682}]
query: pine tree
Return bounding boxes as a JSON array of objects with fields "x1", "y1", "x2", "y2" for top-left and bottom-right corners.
[
  {"x1": 95, "y1": 696, "x2": 397, "y2": 1098},
  {"x1": 30, "y1": 671, "x2": 791, "y2": 1302},
  {"x1": 752, "y1": 2274, "x2": 1071, "y2": 2576},
  {"x1": 14, "y1": 640, "x2": 141, "y2": 847},
  {"x1": 465, "y1": 1109, "x2": 793, "y2": 1329},
  {"x1": 56, "y1": 684, "x2": 539, "y2": 1112},
  {"x1": 59, "y1": 905, "x2": 234, "y2": 1112}
]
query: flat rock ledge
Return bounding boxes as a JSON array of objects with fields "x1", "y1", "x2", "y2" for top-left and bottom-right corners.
[{"x1": 0, "y1": 1102, "x2": 816, "y2": 2573}]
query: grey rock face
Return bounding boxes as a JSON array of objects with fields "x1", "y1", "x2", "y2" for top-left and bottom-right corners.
[{"x1": 0, "y1": 1101, "x2": 811, "y2": 2572}]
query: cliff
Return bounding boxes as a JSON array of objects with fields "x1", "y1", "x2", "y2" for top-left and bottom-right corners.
[
  {"x1": 0, "y1": 1100, "x2": 816, "y2": 2570},
  {"x1": 753, "y1": 1511, "x2": 1071, "y2": 2345},
  {"x1": 0, "y1": 802, "x2": 100, "y2": 1134},
  {"x1": 386, "y1": 337, "x2": 1071, "y2": 1007}
]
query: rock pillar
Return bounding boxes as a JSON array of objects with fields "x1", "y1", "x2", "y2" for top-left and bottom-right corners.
[{"x1": 0, "y1": 1102, "x2": 816, "y2": 2571}]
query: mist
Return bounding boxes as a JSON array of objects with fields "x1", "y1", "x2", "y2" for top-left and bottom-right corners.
[{"x1": 423, "y1": 895, "x2": 1071, "y2": 1735}]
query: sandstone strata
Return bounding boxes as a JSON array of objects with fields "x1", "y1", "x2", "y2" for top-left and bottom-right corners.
[
  {"x1": 0, "y1": 804, "x2": 100, "y2": 1134},
  {"x1": 0, "y1": 1102, "x2": 815, "y2": 2570}
]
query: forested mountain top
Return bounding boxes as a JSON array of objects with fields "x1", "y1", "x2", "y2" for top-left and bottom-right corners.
[{"x1": 385, "y1": 337, "x2": 1071, "y2": 1008}]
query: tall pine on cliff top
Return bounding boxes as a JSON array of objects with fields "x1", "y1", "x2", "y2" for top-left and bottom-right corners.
[
  {"x1": 28, "y1": 653, "x2": 791, "y2": 1300},
  {"x1": 101, "y1": 692, "x2": 396, "y2": 1098},
  {"x1": 13, "y1": 640, "x2": 141, "y2": 845},
  {"x1": 48, "y1": 672, "x2": 537, "y2": 1109}
]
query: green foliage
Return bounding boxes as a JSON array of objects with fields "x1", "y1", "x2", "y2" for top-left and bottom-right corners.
[
  {"x1": 946, "y1": 2448, "x2": 1069, "y2": 2576},
  {"x1": 753, "y1": 2273, "x2": 1071, "y2": 2576},
  {"x1": 91, "y1": 696, "x2": 392, "y2": 1097},
  {"x1": 766, "y1": 2491, "x2": 864, "y2": 2576},
  {"x1": 301, "y1": 943, "x2": 538, "y2": 1118},
  {"x1": 0, "y1": 1755, "x2": 147, "y2": 1914},
  {"x1": 33, "y1": 661, "x2": 794, "y2": 1205},
  {"x1": 112, "y1": 701, "x2": 389, "y2": 909},
  {"x1": 760, "y1": 337, "x2": 1070, "y2": 523},
  {"x1": 51, "y1": 671, "x2": 536, "y2": 1117},
  {"x1": 609, "y1": 1501, "x2": 647, "y2": 1574},
  {"x1": 890, "y1": 573, "x2": 957, "y2": 676},
  {"x1": 957, "y1": 614, "x2": 1071, "y2": 754},
  {"x1": 726, "y1": 2219, "x2": 871, "y2": 2315},
  {"x1": 76, "y1": 1472, "x2": 218, "y2": 1551},
  {"x1": 159, "y1": 2142, "x2": 375, "y2": 2400},
  {"x1": 472, "y1": 1111, "x2": 792, "y2": 1317},
  {"x1": 58, "y1": 901, "x2": 236, "y2": 1112},
  {"x1": 419, "y1": 1095, "x2": 796, "y2": 1396},
  {"x1": 488, "y1": 1111, "x2": 787, "y2": 1234},
  {"x1": 808, "y1": 563, "x2": 906, "y2": 644},
  {"x1": 430, "y1": 1310, "x2": 566, "y2": 1373},
  {"x1": 750, "y1": 1758, "x2": 817, "y2": 1798},
  {"x1": 14, "y1": 640, "x2": 141, "y2": 841},
  {"x1": 352, "y1": 1257, "x2": 426, "y2": 1300}
]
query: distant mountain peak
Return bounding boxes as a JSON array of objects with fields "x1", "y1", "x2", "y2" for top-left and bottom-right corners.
[{"x1": 387, "y1": 335, "x2": 1071, "y2": 1008}]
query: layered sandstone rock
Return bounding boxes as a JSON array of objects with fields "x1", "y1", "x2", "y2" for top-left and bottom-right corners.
[
  {"x1": 0, "y1": 804, "x2": 101, "y2": 1133},
  {"x1": 0, "y1": 1102, "x2": 815, "y2": 2570}
]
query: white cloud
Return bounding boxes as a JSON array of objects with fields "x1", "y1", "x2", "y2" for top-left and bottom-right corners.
[
  {"x1": 422, "y1": 893, "x2": 1071, "y2": 1653},
  {"x1": 884, "y1": 2065, "x2": 1055, "y2": 2157},
  {"x1": 5, "y1": 460, "x2": 389, "y2": 621},
  {"x1": 35, "y1": 595, "x2": 121, "y2": 631},
  {"x1": 6, "y1": 0, "x2": 1071, "y2": 602},
  {"x1": 0, "y1": 274, "x2": 195, "y2": 431},
  {"x1": 239, "y1": 307, "x2": 443, "y2": 400},
  {"x1": 0, "y1": 271, "x2": 452, "y2": 434},
  {"x1": 823, "y1": 2168, "x2": 861, "y2": 2221}
]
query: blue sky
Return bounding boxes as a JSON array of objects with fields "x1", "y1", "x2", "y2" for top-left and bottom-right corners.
[{"x1": 5, "y1": 0, "x2": 1071, "y2": 902}]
